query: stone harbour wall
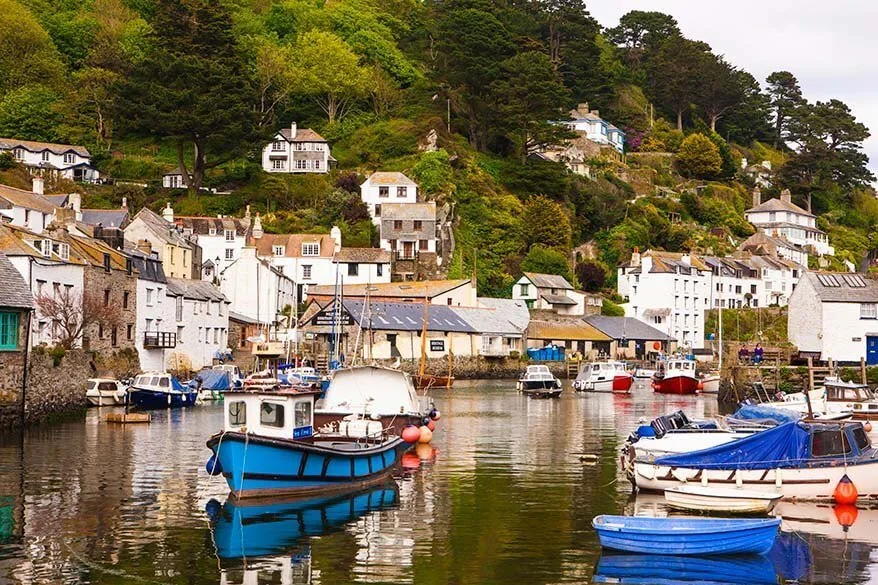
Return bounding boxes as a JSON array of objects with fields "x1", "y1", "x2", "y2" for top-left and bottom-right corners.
[{"x1": 375, "y1": 356, "x2": 569, "y2": 380}]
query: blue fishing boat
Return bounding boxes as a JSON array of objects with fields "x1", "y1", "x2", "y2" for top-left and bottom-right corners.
[
  {"x1": 205, "y1": 387, "x2": 409, "y2": 499},
  {"x1": 128, "y1": 372, "x2": 198, "y2": 409},
  {"x1": 592, "y1": 515, "x2": 780, "y2": 555},
  {"x1": 208, "y1": 483, "x2": 399, "y2": 559},
  {"x1": 594, "y1": 552, "x2": 778, "y2": 585}
]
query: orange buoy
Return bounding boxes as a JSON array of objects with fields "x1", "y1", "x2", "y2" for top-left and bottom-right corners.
[
  {"x1": 427, "y1": 420, "x2": 436, "y2": 432},
  {"x1": 401, "y1": 425, "x2": 421, "y2": 443},
  {"x1": 653, "y1": 341, "x2": 661, "y2": 350},
  {"x1": 401, "y1": 453, "x2": 421, "y2": 469},
  {"x1": 834, "y1": 473, "x2": 858, "y2": 505},
  {"x1": 696, "y1": 381, "x2": 704, "y2": 391},
  {"x1": 834, "y1": 504, "x2": 859, "y2": 529},
  {"x1": 415, "y1": 442, "x2": 435, "y2": 461},
  {"x1": 865, "y1": 421, "x2": 873, "y2": 433},
  {"x1": 418, "y1": 426, "x2": 433, "y2": 443}
]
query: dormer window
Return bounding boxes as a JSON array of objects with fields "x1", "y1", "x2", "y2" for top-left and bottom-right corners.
[
  {"x1": 209, "y1": 228, "x2": 217, "y2": 236},
  {"x1": 103, "y1": 253, "x2": 111, "y2": 272},
  {"x1": 273, "y1": 245, "x2": 285, "y2": 256},
  {"x1": 63, "y1": 153, "x2": 75, "y2": 164},
  {"x1": 12, "y1": 148, "x2": 23, "y2": 160},
  {"x1": 302, "y1": 243, "x2": 319, "y2": 256},
  {"x1": 33, "y1": 240, "x2": 51, "y2": 257},
  {"x1": 53, "y1": 243, "x2": 69, "y2": 260}
]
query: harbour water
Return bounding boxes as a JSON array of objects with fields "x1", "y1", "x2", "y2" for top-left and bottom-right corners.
[{"x1": 0, "y1": 379, "x2": 875, "y2": 584}]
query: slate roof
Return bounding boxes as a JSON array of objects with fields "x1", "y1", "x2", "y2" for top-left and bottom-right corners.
[
  {"x1": 584, "y1": 316, "x2": 675, "y2": 341},
  {"x1": 380, "y1": 202, "x2": 436, "y2": 220},
  {"x1": 0, "y1": 184, "x2": 58, "y2": 214},
  {"x1": 541, "y1": 293, "x2": 577, "y2": 306},
  {"x1": 477, "y1": 298, "x2": 531, "y2": 331},
  {"x1": 623, "y1": 250, "x2": 709, "y2": 273},
  {"x1": 0, "y1": 138, "x2": 90, "y2": 157},
  {"x1": 362, "y1": 172, "x2": 417, "y2": 186},
  {"x1": 81, "y1": 209, "x2": 129, "y2": 228},
  {"x1": 127, "y1": 249, "x2": 166, "y2": 283},
  {"x1": 0, "y1": 253, "x2": 33, "y2": 309},
  {"x1": 43, "y1": 194, "x2": 68, "y2": 207},
  {"x1": 129, "y1": 208, "x2": 193, "y2": 248},
  {"x1": 523, "y1": 272, "x2": 573, "y2": 290},
  {"x1": 332, "y1": 247, "x2": 391, "y2": 264},
  {"x1": 801, "y1": 271, "x2": 878, "y2": 303},
  {"x1": 527, "y1": 320, "x2": 612, "y2": 341},
  {"x1": 343, "y1": 299, "x2": 476, "y2": 333},
  {"x1": 745, "y1": 197, "x2": 814, "y2": 217},
  {"x1": 174, "y1": 216, "x2": 249, "y2": 236},
  {"x1": 452, "y1": 306, "x2": 524, "y2": 335},
  {"x1": 751, "y1": 221, "x2": 825, "y2": 234},
  {"x1": 166, "y1": 277, "x2": 227, "y2": 302},
  {"x1": 255, "y1": 233, "x2": 335, "y2": 258},
  {"x1": 307, "y1": 279, "x2": 471, "y2": 301},
  {"x1": 740, "y1": 231, "x2": 806, "y2": 255},
  {"x1": 278, "y1": 127, "x2": 327, "y2": 143}
]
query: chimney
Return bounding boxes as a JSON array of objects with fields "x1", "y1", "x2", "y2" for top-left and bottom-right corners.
[
  {"x1": 630, "y1": 247, "x2": 641, "y2": 267},
  {"x1": 68, "y1": 192, "x2": 82, "y2": 221},
  {"x1": 740, "y1": 157, "x2": 748, "y2": 170},
  {"x1": 290, "y1": 121, "x2": 297, "y2": 140},
  {"x1": 752, "y1": 187, "x2": 761, "y2": 207},
  {"x1": 330, "y1": 225, "x2": 342, "y2": 253},
  {"x1": 162, "y1": 202, "x2": 174, "y2": 223},
  {"x1": 590, "y1": 109, "x2": 600, "y2": 118},
  {"x1": 121, "y1": 196, "x2": 127, "y2": 209},
  {"x1": 780, "y1": 189, "x2": 792, "y2": 204},
  {"x1": 53, "y1": 207, "x2": 75, "y2": 226},
  {"x1": 244, "y1": 204, "x2": 251, "y2": 222},
  {"x1": 252, "y1": 213, "x2": 263, "y2": 239},
  {"x1": 136, "y1": 239, "x2": 153, "y2": 256},
  {"x1": 32, "y1": 176, "x2": 44, "y2": 195},
  {"x1": 806, "y1": 194, "x2": 812, "y2": 214}
]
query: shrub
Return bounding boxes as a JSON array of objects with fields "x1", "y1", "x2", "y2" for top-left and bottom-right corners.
[{"x1": 675, "y1": 133, "x2": 722, "y2": 179}]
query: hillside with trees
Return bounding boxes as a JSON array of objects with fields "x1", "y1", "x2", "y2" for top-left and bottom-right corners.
[{"x1": 1, "y1": 0, "x2": 875, "y2": 296}]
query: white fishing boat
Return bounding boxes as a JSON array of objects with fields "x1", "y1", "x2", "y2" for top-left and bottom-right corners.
[
  {"x1": 517, "y1": 365, "x2": 562, "y2": 398},
  {"x1": 699, "y1": 374, "x2": 721, "y2": 394},
  {"x1": 633, "y1": 367, "x2": 656, "y2": 379},
  {"x1": 85, "y1": 378, "x2": 126, "y2": 406},
  {"x1": 573, "y1": 361, "x2": 633, "y2": 393},
  {"x1": 664, "y1": 485, "x2": 782, "y2": 514},
  {"x1": 632, "y1": 420, "x2": 878, "y2": 500}
]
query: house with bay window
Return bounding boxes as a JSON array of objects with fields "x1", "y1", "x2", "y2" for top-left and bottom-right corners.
[{"x1": 261, "y1": 122, "x2": 334, "y2": 174}]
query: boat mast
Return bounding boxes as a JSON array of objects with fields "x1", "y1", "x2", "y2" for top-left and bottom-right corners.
[{"x1": 418, "y1": 294, "x2": 428, "y2": 378}]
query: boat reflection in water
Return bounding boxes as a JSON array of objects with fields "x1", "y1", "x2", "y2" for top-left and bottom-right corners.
[
  {"x1": 593, "y1": 551, "x2": 778, "y2": 585},
  {"x1": 209, "y1": 482, "x2": 400, "y2": 584}
]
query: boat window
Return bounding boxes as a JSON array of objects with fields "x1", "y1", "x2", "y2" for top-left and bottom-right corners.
[
  {"x1": 294, "y1": 401, "x2": 311, "y2": 428},
  {"x1": 228, "y1": 401, "x2": 246, "y2": 426},
  {"x1": 158, "y1": 377, "x2": 170, "y2": 388},
  {"x1": 811, "y1": 429, "x2": 852, "y2": 457},
  {"x1": 851, "y1": 426, "x2": 871, "y2": 451},
  {"x1": 261, "y1": 402, "x2": 285, "y2": 427},
  {"x1": 135, "y1": 376, "x2": 145, "y2": 385},
  {"x1": 98, "y1": 382, "x2": 116, "y2": 391},
  {"x1": 592, "y1": 365, "x2": 600, "y2": 372},
  {"x1": 87, "y1": 380, "x2": 97, "y2": 390}
]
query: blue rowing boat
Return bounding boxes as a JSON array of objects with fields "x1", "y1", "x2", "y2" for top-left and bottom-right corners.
[
  {"x1": 594, "y1": 552, "x2": 778, "y2": 585},
  {"x1": 592, "y1": 515, "x2": 780, "y2": 555},
  {"x1": 206, "y1": 388, "x2": 409, "y2": 499}
]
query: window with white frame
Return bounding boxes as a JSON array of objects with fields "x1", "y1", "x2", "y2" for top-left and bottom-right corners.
[
  {"x1": 397, "y1": 186, "x2": 407, "y2": 197},
  {"x1": 272, "y1": 141, "x2": 284, "y2": 151},
  {"x1": 224, "y1": 229, "x2": 235, "y2": 242},
  {"x1": 41, "y1": 151, "x2": 49, "y2": 162},
  {"x1": 225, "y1": 248, "x2": 234, "y2": 261},
  {"x1": 314, "y1": 160, "x2": 321, "y2": 170},
  {"x1": 315, "y1": 143, "x2": 324, "y2": 151},
  {"x1": 861, "y1": 304, "x2": 877, "y2": 319},
  {"x1": 12, "y1": 148, "x2": 23, "y2": 160},
  {"x1": 302, "y1": 265, "x2": 312, "y2": 279},
  {"x1": 271, "y1": 159, "x2": 284, "y2": 170},
  {"x1": 146, "y1": 288, "x2": 154, "y2": 306},
  {"x1": 302, "y1": 243, "x2": 319, "y2": 256},
  {"x1": 63, "y1": 153, "x2": 75, "y2": 164},
  {"x1": 379, "y1": 186, "x2": 389, "y2": 198},
  {"x1": 209, "y1": 228, "x2": 216, "y2": 235},
  {"x1": 273, "y1": 245, "x2": 285, "y2": 256},
  {"x1": 295, "y1": 159, "x2": 306, "y2": 169},
  {"x1": 295, "y1": 143, "x2": 307, "y2": 151}
]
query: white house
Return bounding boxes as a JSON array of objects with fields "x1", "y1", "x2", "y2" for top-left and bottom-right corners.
[
  {"x1": 261, "y1": 122, "x2": 333, "y2": 174},
  {"x1": 162, "y1": 166, "x2": 186, "y2": 188},
  {"x1": 0, "y1": 179, "x2": 61, "y2": 234},
  {"x1": 171, "y1": 206, "x2": 252, "y2": 278},
  {"x1": 360, "y1": 172, "x2": 419, "y2": 225},
  {"x1": 332, "y1": 248, "x2": 392, "y2": 285},
  {"x1": 379, "y1": 202, "x2": 437, "y2": 259},
  {"x1": 745, "y1": 189, "x2": 834, "y2": 257},
  {"x1": 788, "y1": 271, "x2": 878, "y2": 363},
  {"x1": 561, "y1": 103, "x2": 625, "y2": 154},
  {"x1": 217, "y1": 246, "x2": 295, "y2": 327},
  {"x1": 255, "y1": 227, "x2": 340, "y2": 301},
  {"x1": 739, "y1": 231, "x2": 808, "y2": 268},
  {"x1": 0, "y1": 138, "x2": 99, "y2": 183},
  {"x1": 0, "y1": 223, "x2": 86, "y2": 347},
  {"x1": 129, "y1": 245, "x2": 178, "y2": 372},
  {"x1": 165, "y1": 277, "x2": 230, "y2": 370},
  {"x1": 511, "y1": 272, "x2": 598, "y2": 316}
]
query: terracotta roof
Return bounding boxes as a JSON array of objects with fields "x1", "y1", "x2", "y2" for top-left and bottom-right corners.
[
  {"x1": 527, "y1": 319, "x2": 612, "y2": 341},
  {"x1": 0, "y1": 184, "x2": 59, "y2": 214},
  {"x1": 523, "y1": 272, "x2": 573, "y2": 290},
  {"x1": 0, "y1": 253, "x2": 33, "y2": 309},
  {"x1": 745, "y1": 197, "x2": 814, "y2": 217},
  {"x1": 278, "y1": 127, "x2": 327, "y2": 143},
  {"x1": 255, "y1": 233, "x2": 335, "y2": 258},
  {"x1": 332, "y1": 247, "x2": 391, "y2": 264},
  {"x1": 174, "y1": 216, "x2": 249, "y2": 236},
  {"x1": 379, "y1": 202, "x2": 435, "y2": 220},
  {"x1": 0, "y1": 138, "x2": 90, "y2": 157},
  {"x1": 307, "y1": 279, "x2": 472, "y2": 300},
  {"x1": 362, "y1": 172, "x2": 417, "y2": 187}
]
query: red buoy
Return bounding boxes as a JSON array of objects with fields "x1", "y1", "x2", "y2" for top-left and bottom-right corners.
[
  {"x1": 865, "y1": 421, "x2": 873, "y2": 433},
  {"x1": 834, "y1": 473, "x2": 859, "y2": 505},
  {"x1": 401, "y1": 425, "x2": 421, "y2": 443},
  {"x1": 427, "y1": 420, "x2": 436, "y2": 432},
  {"x1": 834, "y1": 504, "x2": 859, "y2": 529}
]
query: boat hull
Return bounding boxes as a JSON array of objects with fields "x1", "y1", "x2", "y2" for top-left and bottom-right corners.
[
  {"x1": 86, "y1": 391, "x2": 124, "y2": 406},
  {"x1": 594, "y1": 552, "x2": 778, "y2": 585},
  {"x1": 653, "y1": 375, "x2": 699, "y2": 395},
  {"x1": 207, "y1": 431, "x2": 408, "y2": 499},
  {"x1": 664, "y1": 486, "x2": 782, "y2": 514},
  {"x1": 412, "y1": 374, "x2": 454, "y2": 390},
  {"x1": 522, "y1": 387, "x2": 562, "y2": 398},
  {"x1": 700, "y1": 376, "x2": 721, "y2": 394},
  {"x1": 633, "y1": 458, "x2": 878, "y2": 500},
  {"x1": 593, "y1": 515, "x2": 780, "y2": 555},
  {"x1": 129, "y1": 387, "x2": 198, "y2": 409},
  {"x1": 575, "y1": 374, "x2": 634, "y2": 393}
]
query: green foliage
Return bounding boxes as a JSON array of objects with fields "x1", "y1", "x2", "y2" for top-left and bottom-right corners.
[
  {"x1": 574, "y1": 261, "x2": 606, "y2": 292},
  {"x1": 0, "y1": 85, "x2": 62, "y2": 141},
  {"x1": 0, "y1": 0, "x2": 66, "y2": 95},
  {"x1": 522, "y1": 195, "x2": 572, "y2": 251},
  {"x1": 601, "y1": 298, "x2": 625, "y2": 317},
  {"x1": 640, "y1": 119, "x2": 684, "y2": 152},
  {"x1": 411, "y1": 150, "x2": 454, "y2": 198},
  {"x1": 675, "y1": 133, "x2": 722, "y2": 178},
  {"x1": 521, "y1": 245, "x2": 572, "y2": 282},
  {"x1": 705, "y1": 307, "x2": 789, "y2": 344}
]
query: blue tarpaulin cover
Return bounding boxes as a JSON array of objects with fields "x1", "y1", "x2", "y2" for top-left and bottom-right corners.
[
  {"x1": 191, "y1": 370, "x2": 232, "y2": 391},
  {"x1": 730, "y1": 404, "x2": 801, "y2": 425},
  {"x1": 654, "y1": 422, "x2": 812, "y2": 470},
  {"x1": 171, "y1": 376, "x2": 186, "y2": 392}
]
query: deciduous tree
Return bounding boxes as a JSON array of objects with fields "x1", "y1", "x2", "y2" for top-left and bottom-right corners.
[
  {"x1": 521, "y1": 244, "x2": 572, "y2": 282},
  {"x1": 675, "y1": 132, "x2": 722, "y2": 179},
  {"x1": 522, "y1": 194, "x2": 572, "y2": 250},
  {"x1": 0, "y1": 0, "x2": 65, "y2": 95},
  {"x1": 35, "y1": 290, "x2": 123, "y2": 350}
]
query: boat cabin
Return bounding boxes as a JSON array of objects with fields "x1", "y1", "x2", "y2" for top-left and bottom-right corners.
[
  {"x1": 522, "y1": 365, "x2": 556, "y2": 381},
  {"x1": 825, "y1": 380, "x2": 874, "y2": 403},
  {"x1": 579, "y1": 361, "x2": 627, "y2": 379},
  {"x1": 809, "y1": 422, "x2": 871, "y2": 457},
  {"x1": 663, "y1": 359, "x2": 696, "y2": 375},
  {"x1": 224, "y1": 389, "x2": 322, "y2": 440},
  {"x1": 132, "y1": 372, "x2": 178, "y2": 391}
]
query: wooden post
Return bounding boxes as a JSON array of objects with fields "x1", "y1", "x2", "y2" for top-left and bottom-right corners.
[
  {"x1": 861, "y1": 357, "x2": 867, "y2": 385},
  {"x1": 807, "y1": 357, "x2": 814, "y2": 392}
]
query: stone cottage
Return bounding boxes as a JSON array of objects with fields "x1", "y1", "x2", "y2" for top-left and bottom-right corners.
[{"x1": 0, "y1": 252, "x2": 34, "y2": 429}]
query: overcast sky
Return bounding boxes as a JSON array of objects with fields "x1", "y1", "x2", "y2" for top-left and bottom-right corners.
[{"x1": 588, "y1": 0, "x2": 878, "y2": 173}]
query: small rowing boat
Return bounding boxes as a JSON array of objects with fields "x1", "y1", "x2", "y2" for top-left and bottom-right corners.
[
  {"x1": 592, "y1": 515, "x2": 780, "y2": 555},
  {"x1": 664, "y1": 485, "x2": 782, "y2": 514}
]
